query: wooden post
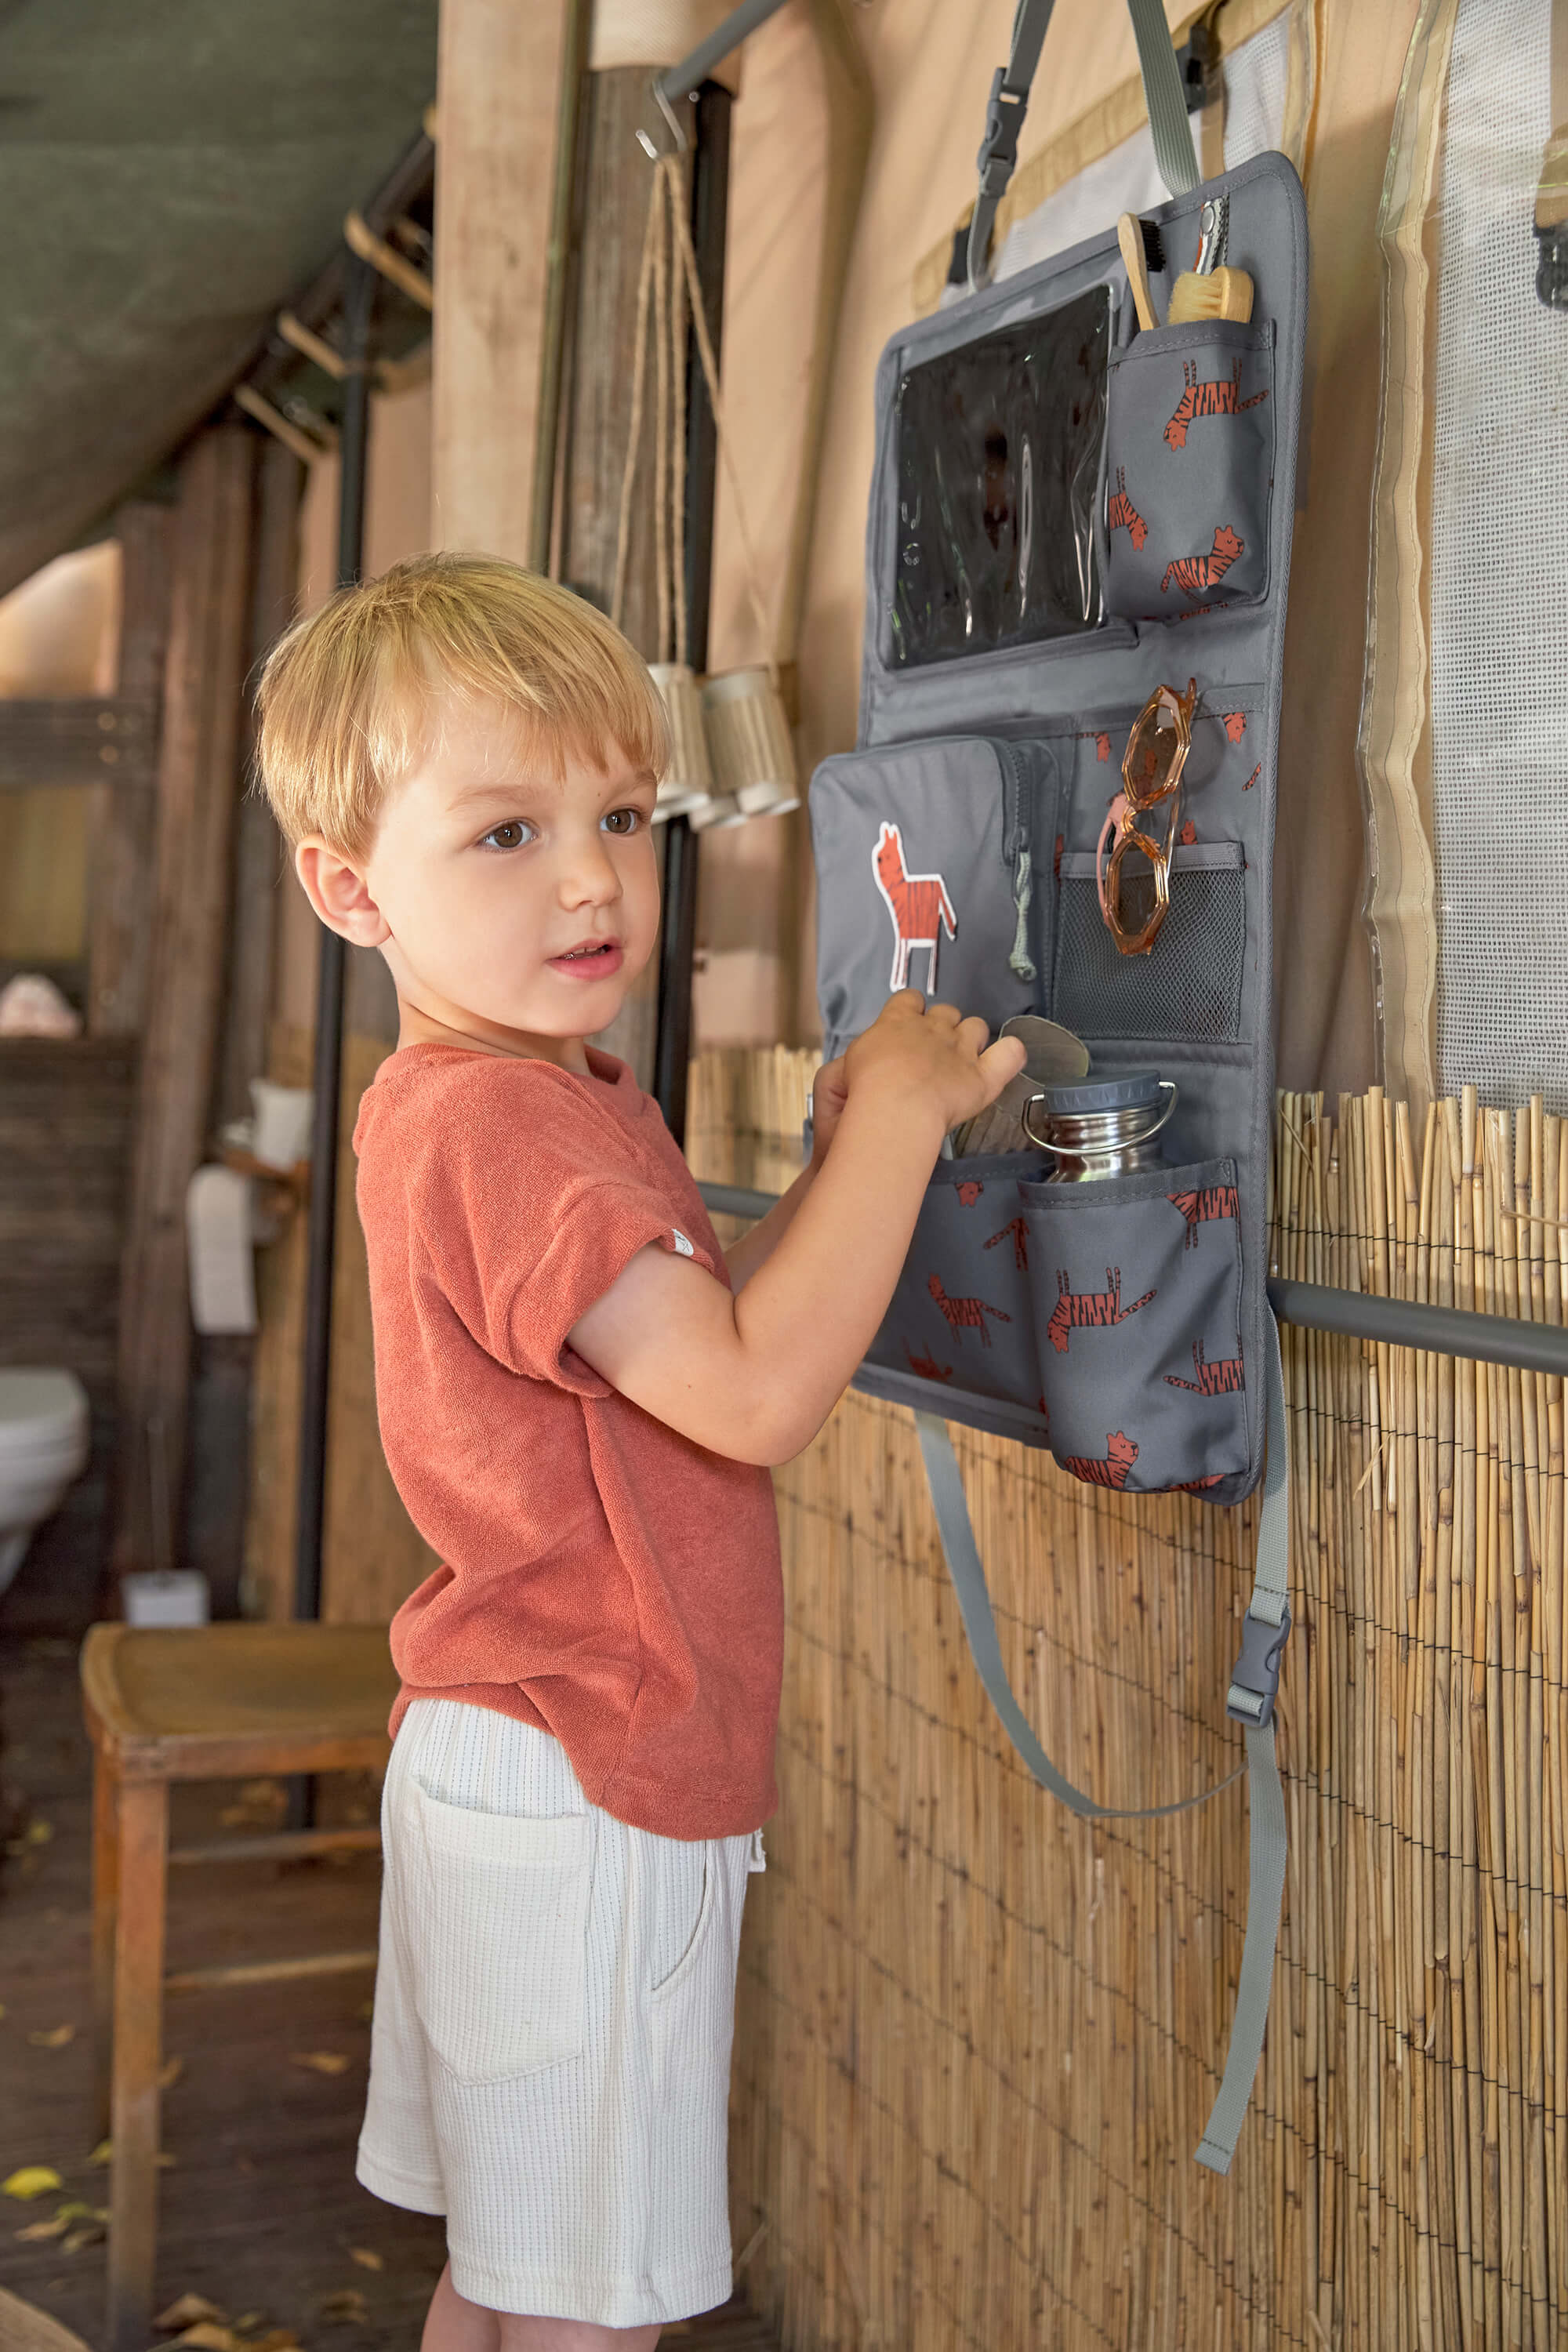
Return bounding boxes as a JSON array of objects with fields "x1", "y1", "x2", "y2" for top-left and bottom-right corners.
[
  {"x1": 104, "y1": 1777, "x2": 168, "y2": 2352},
  {"x1": 431, "y1": 0, "x2": 572, "y2": 561},
  {"x1": 111, "y1": 426, "x2": 257, "y2": 1584},
  {"x1": 216, "y1": 439, "x2": 306, "y2": 1130},
  {"x1": 87, "y1": 503, "x2": 173, "y2": 1036}
]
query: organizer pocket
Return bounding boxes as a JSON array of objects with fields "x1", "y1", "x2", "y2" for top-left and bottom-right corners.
[
  {"x1": 813, "y1": 736, "x2": 1061, "y2": 1057},
  {"x1": 1025, "y1": 1157, "x2": 1248, "y2": 1494},
  {"x1": 1101, "y1": 320, "x2": 1274, "y2": 619},
  {"x1": 865, "y1": 1152, "x2": 1049, "y2": 1409},
  {"x1": 1052, "y1": 843, "x2": 1245, "y2": 1043}
]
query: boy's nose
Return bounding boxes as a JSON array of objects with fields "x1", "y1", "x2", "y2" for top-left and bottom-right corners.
[{"x1": 555, "y1": 833, "x2": 622, "y2": 908}]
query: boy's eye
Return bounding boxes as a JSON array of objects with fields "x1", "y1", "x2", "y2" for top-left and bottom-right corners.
[
  {"x1": 602, "y1": 808, "x2": 643, "y2": 837},
  {"x1": 478, "y1": 820, "x2": 532, "y2": 851}
]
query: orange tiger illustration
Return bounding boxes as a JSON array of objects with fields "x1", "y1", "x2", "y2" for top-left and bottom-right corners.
[
  {"x1": 1221, "y1": 711, "x2": 1247, "y2": 743},
  {"x1": 906, "y1": 1343, "x2": 953, "y2": 1382},
  {"x1": 1094, "y1": 733, "x2": 1112, "y2": 763},
  {"x1": 1162, "y1": 524, "x2": 1243, "y2": 600},
  {"x1": 1243, "y1": 762, "x2": 1261, "y2": 792},
  {"x1": 1163, "y1": 358, "x2": 1269, "y2": 452},
  {"x1": 984, "y1": 1215, "x2": 1030, "y2": 1273},
  {"x1": 1062, "y1": 1430, "x2": 1139, "y2": 1489},
  {"x1": 1176, "y1": 1472, "x2": 1225, "y2": 1494},
  {"x1": 1166, "y1": 1181, "x2": 1239, "y2": 1250},
  {"x1": 1164, "y1": 1338, "x2": 1246, "y2": 1396},
  {"x1": 927, "y1": 1274, "x2": 1011, "y2": 1348},
  {"x1": 1105, "y1": 466, "x2": 1148, "y2": 551},
  {"x1": 1178, "y1": 818, "x2": 1196, "y2": 846},
  {"x1": 873, "y1": 822, "x2": 957, "y2": 993},
  {"x1": 1044, "y1": 1265, "x2": 1156, "y2": 1355},
  {"x1": 956, "y1": 1179, "x2": 984, "y2": 1207}
]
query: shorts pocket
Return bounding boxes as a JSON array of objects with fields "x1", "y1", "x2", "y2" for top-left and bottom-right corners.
[
  {"x1": 1052, "y1": 844, "x2": 1245, "y2": 1044},
  {"x1": 1101, "y1": 321, "x2": 1274, "y2": 619},
  {"x1": 865, "y1": 1152, "x2": 1048, "y2": 1413},
  {"x1": 650, "y1": 1842, "x2": 717, "y2": 2005},
  {"x1": 1025, "y1": 1156, "x2": 1248, "y2": 1494},
  {"x1": 409, "y1": 1784, "x2": 593, "y2": 2083}
]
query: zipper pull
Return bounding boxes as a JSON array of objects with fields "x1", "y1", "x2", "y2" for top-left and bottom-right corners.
[{"x1": 1008, "y1": 846, "x2": 1036, "y2": 982}]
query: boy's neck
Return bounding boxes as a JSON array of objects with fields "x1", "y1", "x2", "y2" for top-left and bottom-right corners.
[{"x1": 395, "y1": 992, "x2": 593, "y2": 1076}]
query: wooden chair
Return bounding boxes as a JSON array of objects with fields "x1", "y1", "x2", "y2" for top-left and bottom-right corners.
[{"x1": 81, "y1": 1622, "x2": 399, "y2": 2352}]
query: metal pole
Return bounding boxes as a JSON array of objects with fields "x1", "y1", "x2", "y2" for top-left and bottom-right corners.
[
  {"x1": 655, "y1": 0, "x2": 792, "y2": 104},
  {"x1": 655, "y1": 79, "x2": 731, "y2": 1147},
  {"x1": 531, "y1": 0, "x2": 593, "y2": 575},
  {"x1": 292, "y1": 252, "x2": 374, "y2": 1625}
]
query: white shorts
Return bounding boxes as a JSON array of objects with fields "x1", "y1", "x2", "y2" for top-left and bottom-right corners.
[{"x1": 358, "y1": 1698, "x2": 762, "y2": 2328}]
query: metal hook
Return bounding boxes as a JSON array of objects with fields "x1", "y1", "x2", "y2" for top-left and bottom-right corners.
[{"x1": 636, "y1": 74, "x2": 689, "y2": 160}]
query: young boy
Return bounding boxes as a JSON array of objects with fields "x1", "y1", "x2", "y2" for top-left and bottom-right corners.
[{"x1": 256, "y1": 554, "x2": 1022, "y2": 2352}]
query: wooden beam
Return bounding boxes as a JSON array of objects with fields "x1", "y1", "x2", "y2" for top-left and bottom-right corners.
[
  {"x1": 111, "y1": 428, "x2": 257, "y2": 1585},
  {"x1": 0, "y1": 699, "x2": 156, "y2": 793},
  {"x1": 431, "y1": 0, "x2": 572, "y2": 561},
  {"x1": 216, "y1": 437, "x2": 306, "y2": 1130},
  {"x1": 88, "y1": 503, "x2": 173, "y2": 1036}
]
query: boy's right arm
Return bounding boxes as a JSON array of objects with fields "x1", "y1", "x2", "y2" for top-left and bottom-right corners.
[{"x1": 567, "y1": 993, "x2": 1026, "y2": 1465}]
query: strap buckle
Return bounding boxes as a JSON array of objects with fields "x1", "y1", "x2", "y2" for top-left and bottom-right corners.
[
  {"x1": 1536, "y1": 220, "x2": 1568, "y2": 310},
  {"x1": 976, "y1": 68, "x2": 1027, "y2": 200},
  {"x1": 1226, "y1": 1604, "x2": 1290, "y2": 1730}
]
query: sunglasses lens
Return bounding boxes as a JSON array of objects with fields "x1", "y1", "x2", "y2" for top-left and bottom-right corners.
[
  {"x1": 1127, "y1": 706, "x2": 1183, "y2": 802},
  {"x1": 1111, "y1": 836, "x2": 1163, "y2": 935}
]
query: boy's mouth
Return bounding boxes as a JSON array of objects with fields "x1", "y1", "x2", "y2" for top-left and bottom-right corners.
[{"x1": 548, "y1": 938, "x2": 623, "y2": 980}]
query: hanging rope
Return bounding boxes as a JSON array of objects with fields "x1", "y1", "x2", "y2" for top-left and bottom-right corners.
[{"x1": 612, "y1": 150, "x2": 772, "y2": 678}]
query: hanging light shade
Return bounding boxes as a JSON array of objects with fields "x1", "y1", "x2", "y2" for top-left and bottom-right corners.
[
  {"x1": 648, "y1": 662, "x2": 713, "y2": 822},
  {"x1": 701, "y1": 666, "x2": 800, "y2": 817},
  {"x1": 687, "y1": 789, "x2": 747, "y2": 829}
]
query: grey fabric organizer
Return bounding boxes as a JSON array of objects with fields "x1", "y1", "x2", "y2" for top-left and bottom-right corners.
[
  {"x1": 808, "y1": 31, "x2": 1308, "y2": 2174},
  {"x1": 813, "y1": 146, "x2": 1308, "y2": 1512}
]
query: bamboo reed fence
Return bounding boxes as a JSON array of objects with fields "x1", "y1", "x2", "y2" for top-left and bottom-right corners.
[{"x1": 688, "y1": 1054, "x2": 1568, "y2": 2352}]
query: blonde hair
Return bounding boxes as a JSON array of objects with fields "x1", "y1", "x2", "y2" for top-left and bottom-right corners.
[{"x1": 255, "y1": 552, "x2": 669, "y2": 858}]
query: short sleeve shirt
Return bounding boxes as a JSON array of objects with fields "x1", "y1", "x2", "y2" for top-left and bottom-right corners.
[{"x1": 352, "y1": 1042, "x2": 784, "y2": 1839}]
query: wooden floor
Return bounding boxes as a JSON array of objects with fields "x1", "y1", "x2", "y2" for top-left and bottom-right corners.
[{"x1": 0, "y1": 1638, "x2": 775, "y2": 2352}]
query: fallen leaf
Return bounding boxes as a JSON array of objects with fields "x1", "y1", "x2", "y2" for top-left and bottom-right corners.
[
  {"x1": 318, "y1": 2289, "x2": 368, "y2": 2324},
  {"x1": 16, "y1": 2216, "x2": 71, "y2": 2241},
  {"x1": 2, "y1": 2165, "x2": 64, "y2": 2201},
  {"x1": 290, "y1": 2051, "x2": 350, "y2": 2077},
  {"x1": 28, "y1": 2023, "x2": 76, "y2": 2049},
  {"x1": 24, "y1": 1819, "x2": 53, "y2": 1846},
  {"x1": 88, "y1": 2140, "x2": 112, "y2": 2167},
  {"x1": 231, "y1": 2317, "x2": 263, "y2": 2335},
  {"x1": 64, "y1": 2222, "x2": 105, "y2": 2252},
  {"x1": 347, "y1": 2248, "x2": 383, "y2": 2271},
  {"x1": 158, "y1": 2056, "x2": 184, "y2": 2091},
  {"x1": 173, "y1": 2325, "x2": 241, "y2": 2352},
  {"x1": 156, "y1": 2295, "x2": 230, "y2": 2329},
  {"x1": 243, "y1": 2332, "x2": 299, "y2": 2352}
]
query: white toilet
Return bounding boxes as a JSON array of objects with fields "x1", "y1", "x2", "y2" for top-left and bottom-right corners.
[{"x1": 0, "y1": 1369, "x2": 91, "y2": 1596}]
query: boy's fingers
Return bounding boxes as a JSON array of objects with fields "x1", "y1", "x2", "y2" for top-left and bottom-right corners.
[
  {"x1": 953, "y1": 1014, "x2": 993, "y2": 1058},
  {"x1": 976, "y1": 1036, "x2": 1029, "y2": 1097},
  {"x1": 884, "y1": 989, "x2": 927, "y2": 1019}
]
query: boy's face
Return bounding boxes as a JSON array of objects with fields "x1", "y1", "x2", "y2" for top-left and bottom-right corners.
[{"x1": 353, "y1": 695, "x2": 661, "y2": 1056}]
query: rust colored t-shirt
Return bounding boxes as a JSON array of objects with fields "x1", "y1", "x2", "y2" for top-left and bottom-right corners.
[{"x1": 352, "y1": 1042, "x2": 784, "y2": 1840}]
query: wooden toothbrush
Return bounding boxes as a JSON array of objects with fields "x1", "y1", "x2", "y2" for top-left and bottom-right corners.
[{"x1": 1167, "y1": 195, "x2": 1254, "y2": 325}]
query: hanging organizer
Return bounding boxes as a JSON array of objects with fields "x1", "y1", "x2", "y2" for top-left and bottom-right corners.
[{"x1": 808, "y1": 0, "x2": 1307, "y2": 2172}]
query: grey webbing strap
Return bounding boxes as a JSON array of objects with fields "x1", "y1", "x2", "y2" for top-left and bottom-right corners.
[
  {"x1": 913, "y1": 1308, "x2": 1291, "y2": 2171},
  {"x1": 967, "y1": 0, "x2": 1200, "y2": 292}
]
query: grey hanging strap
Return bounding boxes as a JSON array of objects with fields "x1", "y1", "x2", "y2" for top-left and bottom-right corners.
[
  {"x1": 913, "y1": 1309, "x2": 1291, "y2": 2172},
  {"x1": 967, "y1": 0, "x2": 1200, "y2": 292}
]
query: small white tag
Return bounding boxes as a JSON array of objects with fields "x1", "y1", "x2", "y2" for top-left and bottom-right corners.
[
  {"x1": 671, "y1": 1229, "x2": 695, "y2": 1258},
  {"x1": 748, "y1": 1828, "x2": 767, "y2": 1873}
]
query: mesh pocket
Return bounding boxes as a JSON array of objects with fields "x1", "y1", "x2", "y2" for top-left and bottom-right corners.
[{"x1": 1052, "y1": 846, "x2": 1245, "y2": 1042}]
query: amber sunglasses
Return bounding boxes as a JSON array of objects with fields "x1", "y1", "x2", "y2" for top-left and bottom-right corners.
[{"x1": 1094, "y1": 677, "x2": 1200, "y2": 957}]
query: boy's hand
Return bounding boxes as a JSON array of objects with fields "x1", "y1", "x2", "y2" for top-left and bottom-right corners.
[
  {"x1": 808, "y1": 1052, "x2": 850, "y2": 1169},
  {"x1": 844, "y1": 990, "x2": 1025, "y2": 1146}
]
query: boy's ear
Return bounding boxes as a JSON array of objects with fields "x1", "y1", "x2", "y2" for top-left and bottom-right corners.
[{"x1": 295, "y1": 837, "x2": 391, "y2": 947}]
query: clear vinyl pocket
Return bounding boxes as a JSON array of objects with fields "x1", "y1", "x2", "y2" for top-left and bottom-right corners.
[
  {"x1": 865, "y1": 1152, "x2": 1049, "y2": 1410},
  {"x1": 811, "y1": 735, "x2": 1061, "y2": 1052},
  {"x1": 1101, "y1": 319, "x2": 1274, "y2": 621},
  {"x1": 409, "y1": 1784, "x2": 593, "y2": 2083},
  {"x1": 1052, "y1": 843, "x2": 1245, "y2": 1044},
  {"x1": 1024, "y1": 1156, "x2": 1248, "y2": 1494}
]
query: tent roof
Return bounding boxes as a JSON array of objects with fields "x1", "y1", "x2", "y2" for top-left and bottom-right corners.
[{"x1": 0, "y1": 0, "x2": 438, "y2": 598}]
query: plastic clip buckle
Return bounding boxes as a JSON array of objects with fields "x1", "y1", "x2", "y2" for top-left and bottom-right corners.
[
  {"x1": 1226, "y1": 1604, "x2": 1290, "y2": 1730},
  {"x1": 976, "y1": 70, "x2": 1025, "y2": 198},
  {"x1": 1535, "y1": 221, "x2": 1568, "y2": 311}
]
